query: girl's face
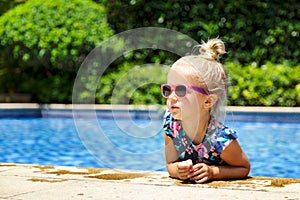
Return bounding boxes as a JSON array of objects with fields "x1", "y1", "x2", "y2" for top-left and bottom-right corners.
[{"x1": 166, "y1": 65, "x2": 207, "y2": 121}]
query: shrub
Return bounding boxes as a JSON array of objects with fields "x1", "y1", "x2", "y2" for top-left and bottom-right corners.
[
  {"x1": 0, "y1": 0, "x2": 112, "y2": 102},
  {"x1": 92, "y1": 61, "x2": 300, "y2": 107},
  {"x1": 102, "y1": 0, "x2": 300, "y2": 65},
  {"x1": 0, "y1": 0, "x2": 24, "y2": 16},
  {"x1": 226, "y1": 62, "x2": 300, "y2": 106},
  {"x1": 95, "y1": 62, "x2": 169, "y2": 105}
]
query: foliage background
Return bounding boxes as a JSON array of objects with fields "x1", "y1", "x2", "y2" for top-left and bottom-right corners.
[
  {"x1": 0, "y1": 0, "x2": 299, "y2": 106},
  {"x1": 102, "y1": 0, "x2": 300, "y2": 65},
  {"x1": 0, "y1": 0, "x2": 112, "y2": 102}
]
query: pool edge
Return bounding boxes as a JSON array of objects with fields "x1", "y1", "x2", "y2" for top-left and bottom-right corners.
[
  {"x1": 0, "y1": 103, "x2": 299, "y2": 112},
  {"x1": 0, "y1": 103, "x2": 299, "y2": 122},
  {"x1": 0, "y1": 163, "x2": 299, "y2": 199}
]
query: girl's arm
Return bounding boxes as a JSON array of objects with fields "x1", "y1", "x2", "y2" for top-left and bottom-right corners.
[
  {"x1": 215, "y1": 139, "x2": 250, "y2": 179},
  {"x1": 164, "y1": 134, "x2": 193, "y2": 180},
  {"x1": 190, "y1": 140, "x2": 250, "y2": 183}
]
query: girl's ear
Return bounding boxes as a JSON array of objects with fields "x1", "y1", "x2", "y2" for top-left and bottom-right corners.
[{"x1": 203, "y1": 94, "x2": 218, "y2": 109}]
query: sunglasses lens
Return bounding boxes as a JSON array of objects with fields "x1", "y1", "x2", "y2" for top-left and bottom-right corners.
[
  {"x1": 175, "y1": 85, "x2": 187, "y2": 97},
  {"x1": 162, "y1": 85, "x2": 172, "y2": 97}
]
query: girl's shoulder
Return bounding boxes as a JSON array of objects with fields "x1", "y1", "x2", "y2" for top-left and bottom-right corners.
[
  {"x1": 214, "y1": 121, "x2": 237, "y2": 140},
  {"x1": 208, "y1": 119, "x2": 238, "y2": 153}
]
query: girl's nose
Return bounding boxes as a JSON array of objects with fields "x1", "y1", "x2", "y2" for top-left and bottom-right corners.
[{"x1": 168, "y1": 91, "x2": 178, "y2": 100}]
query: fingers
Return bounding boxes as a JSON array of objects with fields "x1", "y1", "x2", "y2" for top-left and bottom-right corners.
[
  {"x1": 194, "y1": 176, "x2": 208, "y2": 184},
  {"x1": 177, "y1": 169, "x2": 190, "y2": 180},
  {"x1": 177, "y1": 160, "x2": 193, "y2": 180},
  {"x1": 189, "y1": 163, "x2": 212, "y2": 184},
  {"x1": 177, "y1": 159, "x2": 193, "y2": 170},
  {"x1": 176, "y1": 161, "x2": 212, "y2": 183}
]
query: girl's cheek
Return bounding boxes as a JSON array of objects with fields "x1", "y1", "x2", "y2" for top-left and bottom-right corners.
[{"x1": 166, "y1": 99, "x2": 173, "y2": 109}]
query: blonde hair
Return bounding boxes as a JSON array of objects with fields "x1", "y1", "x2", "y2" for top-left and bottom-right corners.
[{"x1": 172, "y1": 38, "x2": 228, "y2": 121}]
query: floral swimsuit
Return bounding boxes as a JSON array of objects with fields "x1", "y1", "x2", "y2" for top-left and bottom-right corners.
[{"x1": 163, "y1": 110, "x2": 238, "y2": 166}]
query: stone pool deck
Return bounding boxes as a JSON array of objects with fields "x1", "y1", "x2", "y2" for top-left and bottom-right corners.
[{"x1": 1, "y1": 163, "x2": 299, "y2": 200}]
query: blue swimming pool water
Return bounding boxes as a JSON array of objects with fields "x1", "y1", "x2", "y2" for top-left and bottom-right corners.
[{"x1": 0, "y1": 117, "x2": 299, "y2": 178}]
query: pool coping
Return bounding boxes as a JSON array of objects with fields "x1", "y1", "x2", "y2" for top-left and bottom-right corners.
[
  {"x1": 0, "y1": 103, "x2": 299, "y2": 112},
  {"x1": 0, "y1": 163, "x2": 299, "y2": 200},
  {"x1": 0, "y1": 103, "x2": 299, "y2": 122},
  {"x1": 0, "y1": 103, "x2": 299, "y2": 110}
]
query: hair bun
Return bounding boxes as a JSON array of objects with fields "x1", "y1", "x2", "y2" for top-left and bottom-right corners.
[{"x1": 199, "y1": 38, "x2": 226, "y2": 61}]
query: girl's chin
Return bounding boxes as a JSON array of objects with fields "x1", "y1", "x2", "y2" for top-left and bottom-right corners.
[{"x1": 170, "y1": 111, "x2": 182, "y2": 120}]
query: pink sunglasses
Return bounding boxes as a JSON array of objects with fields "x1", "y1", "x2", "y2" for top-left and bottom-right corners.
[{"x1": 161, "y1": 84, "x2": 209, "y2": 98}]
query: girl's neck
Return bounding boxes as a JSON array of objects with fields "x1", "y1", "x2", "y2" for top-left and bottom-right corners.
[{"x1": 181, "y1": 113, "x2": 210, "y2": 145}]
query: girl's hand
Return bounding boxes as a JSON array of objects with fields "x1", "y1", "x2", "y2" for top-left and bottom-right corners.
[
  {"x1": 189, "y1": 163, "x2": 213, "y2": 184},
  {"x1": 176, "y1": 159, "x2": 193, "y2": 180}
]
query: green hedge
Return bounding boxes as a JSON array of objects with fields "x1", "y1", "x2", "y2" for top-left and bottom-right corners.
[
  {"x1": 226, "y1": 62, "x2": 300, "y2": 106},
  {"x1": 95, "y1": 62, "x2": 168, "y2": 105},
  {"x1": 103, "y1": 0, "x2": 300, "y2": 65},
  {"x1": 93, "y1": 62, "x2": 300, "y2": 107},
  {"x1": 0, "y1": 0, "x2": 299, "y2": 105},
  {"x1": 0, "y1": 0, "x2": 112, "y2": 102},
  {"x1": 0, "y1": 0, "x2": 24, "y2": 16}
]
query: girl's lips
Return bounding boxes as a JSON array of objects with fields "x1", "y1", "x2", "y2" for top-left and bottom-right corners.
[{"x1": 171, "y1": 106, "x2": 180, "y2": 110}]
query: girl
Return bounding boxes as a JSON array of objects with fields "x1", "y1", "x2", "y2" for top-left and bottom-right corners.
[{"x1": 162, "y1": 38, "x2": 250, "y2": 184}]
